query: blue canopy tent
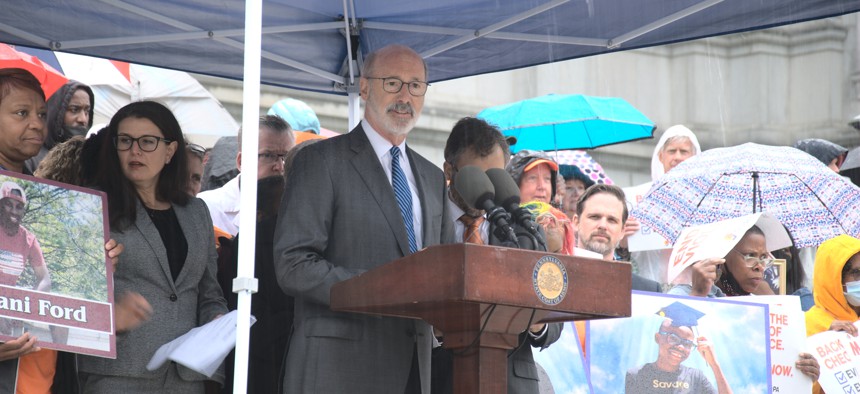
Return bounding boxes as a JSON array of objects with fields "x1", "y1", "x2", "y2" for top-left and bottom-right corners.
[
  {"x1": 3, "y1": 1, "x2": 859, "y2": 392},
  {"x1": 2, "y1": 0, "x2": 860, "y2": 122}
]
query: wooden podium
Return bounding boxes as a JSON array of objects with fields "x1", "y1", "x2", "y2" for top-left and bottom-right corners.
[{"x1": 331, "y1": 243, "x2": 631, "y2": 393}]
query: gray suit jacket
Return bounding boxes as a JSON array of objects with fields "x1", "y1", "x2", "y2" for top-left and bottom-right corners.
[
  {"x1": 78, "y1": 198, "x2": 227, "y2": 382},
  {"x1": 274, "y1": 125, "x2": 453, "y2": 394}
]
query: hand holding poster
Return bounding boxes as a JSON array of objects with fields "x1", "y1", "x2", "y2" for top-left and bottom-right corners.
[
  {"x1": 667, "y1": 212, "x2": 791, "y2": 283},
  {"x1": 0, "y1": 171, "x2": 114, "y2": 358}
]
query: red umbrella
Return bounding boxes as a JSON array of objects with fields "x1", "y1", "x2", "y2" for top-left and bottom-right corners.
[{"x1": 0, "y1": 44, "x2": 68, "y2": 98}]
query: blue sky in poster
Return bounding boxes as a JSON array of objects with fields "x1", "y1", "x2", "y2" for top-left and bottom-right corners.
[
  {"x1": 534, "y1": 321, "x2": 591, "y2": 394},
  {"x1": 588, "y1": 292, "x2": 770, "y2": 394}
]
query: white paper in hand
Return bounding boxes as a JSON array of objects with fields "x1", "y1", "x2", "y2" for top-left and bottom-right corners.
[
  {"x1": 146, "y1": 310, "x2": 256, "y2": 377},
  {"x1": 666, "y1": 212, "x2": 790, "y2": 283}
]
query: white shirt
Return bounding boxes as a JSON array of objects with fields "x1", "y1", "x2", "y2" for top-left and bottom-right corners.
[
  {"x1": 362, "y1": 119, "x2": 423, "y2": 250},
  {"x1": 198, "y1": 175, "x2": 241, "y2": 235}
]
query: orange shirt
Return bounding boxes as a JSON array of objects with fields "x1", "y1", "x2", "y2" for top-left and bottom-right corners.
[{"x1": 17, "y1": 349, "x2": 56, "y2": 393}]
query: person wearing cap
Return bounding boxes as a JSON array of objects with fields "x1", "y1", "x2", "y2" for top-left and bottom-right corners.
[
  {"x1": 625, "y1": 302, "x2": 732, "y2": 394},
  {"x1": 197, "y1": 115, "x2": 294, "y2": 235},
  {"x1": 505, "y1": 149, "x2": 559, "y2": 206},
  {"x1": 0, "y1": 181, "x2": 50, "y2": 291},
  {"x1": 268, "y1": 97, "x2": 328, "y2": 145}
]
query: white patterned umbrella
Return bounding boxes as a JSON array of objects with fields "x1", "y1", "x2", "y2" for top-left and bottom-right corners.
[{"x1": 632, "y1": 143, "x2": 860, "y2": 249}]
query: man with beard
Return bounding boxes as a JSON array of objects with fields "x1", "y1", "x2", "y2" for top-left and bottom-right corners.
[
  {"x1": 25, "y1": 81, "x2": 94, "y2": 172},
  {"x1": 274, "y1": 45, "x2": 453, "y2": 393},
  {"x1": 199, "y1": 115, "x2": 294, "y2": 235},
  {"x1": 0, "y1": 181, "x2": 50, "y2": 292},
  {"x1": 573, "y1": 184, "x2": 661, "y2": 292},
  {"x1": 625, "y1": 302, "x2": 731, "y2": 394}
]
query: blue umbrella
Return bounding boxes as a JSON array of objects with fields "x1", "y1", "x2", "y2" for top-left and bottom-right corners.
[{"x1": 477, "y1": 94, "x2": 656, "y2": 153}]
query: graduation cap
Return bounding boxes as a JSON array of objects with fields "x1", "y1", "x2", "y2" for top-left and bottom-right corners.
[{"x1": 656, "y1": 302, "x2": 705, "y2": 328}]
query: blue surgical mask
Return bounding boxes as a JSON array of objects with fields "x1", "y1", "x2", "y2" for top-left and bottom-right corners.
[{"x1": 844, "y1": 280, "x2": 860, "y2": 307}]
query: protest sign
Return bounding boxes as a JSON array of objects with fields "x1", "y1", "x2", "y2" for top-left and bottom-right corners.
[
  {"x1": 667, "y1": 212, "x2": 790, "y2": 283},
  {"x1": 735, "y1": 295, "x2": 812, "y2": 393},
  {"x1": 533, "y1": 321, "x2": 591, "y2": 394},
  {"x1": 0, "y1": 170, "x2": 114, "y2": 358},
  {"x1": 807, "y1": 327, "x2": 860, "y2": 394},
  {"x1": 588, "y1": 291, "x2": 770, "y2": 394},
  {"x1": 624, "y1": 183, "x2": 672, "y2": 252}
]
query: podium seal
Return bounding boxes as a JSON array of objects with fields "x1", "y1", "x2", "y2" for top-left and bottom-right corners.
[{"x1": 533, "y1": 256, "x2": 568, "y2": 305}]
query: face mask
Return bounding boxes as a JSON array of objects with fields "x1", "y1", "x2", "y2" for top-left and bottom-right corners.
[{"x1": 843, "y1": 280, "x2": 860, "y2": 307}]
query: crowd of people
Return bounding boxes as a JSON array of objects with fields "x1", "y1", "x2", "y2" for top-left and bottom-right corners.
[{"x1": 0, "y1": 42, "x2": 859, "y2": 393}]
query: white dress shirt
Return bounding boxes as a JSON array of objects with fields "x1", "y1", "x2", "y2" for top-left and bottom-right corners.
[{"x1": 362, "y1": 119, "x2": 423, "y2": 250}]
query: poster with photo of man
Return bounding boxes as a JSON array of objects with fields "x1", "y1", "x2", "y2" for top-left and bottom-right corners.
[
  {"x1": 588, "y1": 291, "x2": 770, "y2": 393},
  {"x1": 0, "y1": 171, "x2": 114, "y2": 358}
]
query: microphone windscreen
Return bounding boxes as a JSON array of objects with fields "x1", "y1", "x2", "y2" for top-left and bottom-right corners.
[
  {"x1": 485, "y1": 168, "x2": 521, "y2": 208},
  {"x1": 453, "y1": 166, "x2": 495, "y2": 210}
]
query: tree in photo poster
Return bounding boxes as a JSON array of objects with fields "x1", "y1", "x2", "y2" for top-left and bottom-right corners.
[
  {"x1": 588, "y1": 291, "x2": 770, "y2": 394},
  {"x1": 14, "y1": 180, "x2": 106, "y2": 301}
]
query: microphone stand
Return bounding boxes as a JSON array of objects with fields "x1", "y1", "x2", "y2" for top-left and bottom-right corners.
[{"x1": 485, "y1": 205, "x2": 519, "y2": 247}]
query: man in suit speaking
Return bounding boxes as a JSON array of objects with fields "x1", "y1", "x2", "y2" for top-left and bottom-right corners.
[{"x1": 274, "y1": 45, "x2": 453, "y2": 393}]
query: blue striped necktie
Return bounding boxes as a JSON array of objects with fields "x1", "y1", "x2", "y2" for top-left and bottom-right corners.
[{"x1": 390, "y1": 146, "x2": 417, "y2": 253}]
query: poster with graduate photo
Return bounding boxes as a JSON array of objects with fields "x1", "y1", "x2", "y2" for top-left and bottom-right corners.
[
  {"x1": 0, "y1": 170, "x2": 114, "y2": 358},
  {"x1": 588, "y1": 291, "x2": 770, "y2": 394}
]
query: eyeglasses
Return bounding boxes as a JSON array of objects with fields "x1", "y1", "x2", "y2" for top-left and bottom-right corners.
[
  {"x1": 365, "y1": 77, "x2": 430, "y2": 97},
  {"x1": 732, "y1": 249, "x2": 775, "y2": 269},
  {"x1": 536, "y1": 212, "x2": 570, "y2": 229},
  {"x1": 258, "y1": 153, "x2": 287, "y2": 164},
  {"x1": 115, "y1": 134, "x2": 173, "y2": 152},
  {"x1": 658, "y1": 331, "x2": 697, "y2": 349}
]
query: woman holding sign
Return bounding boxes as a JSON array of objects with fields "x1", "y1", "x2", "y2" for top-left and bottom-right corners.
[
  {"x1": 77, "y1": 101, "x2": 228, "y2": 392},
  {"x1": 805, "y1": 235, "x2": 860, "y2": 394},
  {"x1": 669, "y1": 225, "x2": 821, "y2": 382}
]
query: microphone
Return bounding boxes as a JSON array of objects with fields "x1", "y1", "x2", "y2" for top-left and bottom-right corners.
[
  {"x1": 453, "y1": 166, "x2": 519, "y2": 245},
  {"x1": 485, "y1": 168, "x2": 546, "y2": 250}
]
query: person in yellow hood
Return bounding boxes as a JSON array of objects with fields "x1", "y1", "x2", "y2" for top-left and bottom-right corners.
[
  {"x1": 805, "y1": 234, "x2": 860, "y2": 394},
  {"x1": 806, "y1": 234, "x2": 860, "y2": 336}
]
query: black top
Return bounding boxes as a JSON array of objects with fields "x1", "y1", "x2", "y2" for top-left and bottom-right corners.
[{"x1": 145, "y1": 206, "x2": 187, "y2": 281}]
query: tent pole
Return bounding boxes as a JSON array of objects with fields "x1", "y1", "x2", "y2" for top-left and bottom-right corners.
[
  {"x1": 348, "y1": 92, "x2": 360, "y2": 129},
  {"x1": 343, "y1": 0, "x2": 360, "y2": 130},
  {"x1": 233, "y1": 0, "x2": 262, "y2": 393}
]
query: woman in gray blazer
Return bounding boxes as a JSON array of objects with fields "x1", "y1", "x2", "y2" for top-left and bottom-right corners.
[{"x1": 77, "y1": 101, "x2": 228, "y2": 393}]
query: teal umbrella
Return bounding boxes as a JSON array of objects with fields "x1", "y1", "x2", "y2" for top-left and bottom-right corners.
[{"x1": 477, "y1": 94, "x2": 656, "y2": 153}]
